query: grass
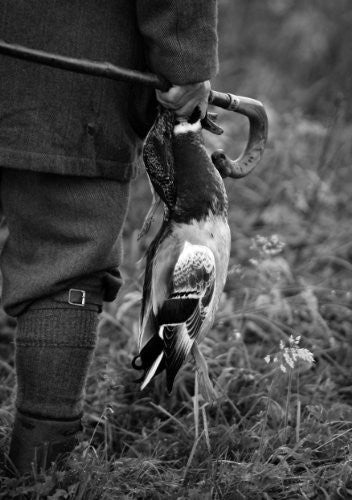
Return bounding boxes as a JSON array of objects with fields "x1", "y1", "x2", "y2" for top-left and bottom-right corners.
[{"x1": 0, "y1": 98, "x2": 352, "y2": 499}]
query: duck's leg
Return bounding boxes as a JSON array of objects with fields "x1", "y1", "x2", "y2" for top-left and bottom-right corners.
[{"x1": 192, "y1": 342, "x2": 219, "y2": 402}]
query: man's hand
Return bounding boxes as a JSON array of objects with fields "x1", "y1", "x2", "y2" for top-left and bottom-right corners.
[{"x1": 156, "y1": 81, "x2": 211, "y2": 119}]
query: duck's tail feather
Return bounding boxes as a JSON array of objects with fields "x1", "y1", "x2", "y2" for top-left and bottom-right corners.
[{"x1": 140, "y1": 351, "x2": 165, "y2": 390}]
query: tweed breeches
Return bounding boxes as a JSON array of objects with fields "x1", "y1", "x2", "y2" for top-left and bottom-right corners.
[{"x1": 0, "y1": 168, "x2": 130, "y2": 317}]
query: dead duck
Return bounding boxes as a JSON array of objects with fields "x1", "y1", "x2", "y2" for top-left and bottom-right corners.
[
  {"x1": 132, "y1": 108, "x2": 230, "y2": 400},
  {"x1": 133, "y1": 94, "x2": 268, "y2": 399}
]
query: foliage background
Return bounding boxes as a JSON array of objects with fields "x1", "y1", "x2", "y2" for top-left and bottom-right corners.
[{"x1": 1, "y1": 0, "x2": 352, "y2": 498}]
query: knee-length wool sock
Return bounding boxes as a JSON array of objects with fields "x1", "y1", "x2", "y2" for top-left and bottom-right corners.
[{"x1": 8, "y1": 300, "x2": 100, "y2": 474}]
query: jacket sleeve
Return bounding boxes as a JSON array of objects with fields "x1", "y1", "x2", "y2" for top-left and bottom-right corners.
[{"x1": 136, "y1": 0, "x2": 218, "y2": 85}]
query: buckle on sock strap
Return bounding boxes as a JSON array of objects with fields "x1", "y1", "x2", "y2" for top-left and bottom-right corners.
[
  {"x1": 68, "y1": 289, "x2": 86, "y2": 306},
  {"x1": 25, "y1": 288, "x2": 103, "y2": 311}
]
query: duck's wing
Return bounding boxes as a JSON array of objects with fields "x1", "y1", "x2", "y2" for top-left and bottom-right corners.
[
  {"x1": 138, "y1": 221, "x2": 172, "y2": 352},
  {"x1": 160, "y1": 243, "x2": 216, "y2": 391},
  {"x1": 138, "y1": 241, "x2": 216, "y2": 392},
  {"x1": 137, "y1": 178, "x2": 165, "y2": 241},
  {"x1": 133, "y1": 224, "x2": 180, "y2": 385}
]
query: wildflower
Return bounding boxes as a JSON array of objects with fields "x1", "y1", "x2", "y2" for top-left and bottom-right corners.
[{"x1": 264, "y1": 335, "x2": 314, "y2": 372}]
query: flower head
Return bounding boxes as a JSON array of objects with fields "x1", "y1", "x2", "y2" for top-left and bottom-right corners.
[{"x1": 265, "y1": 335, "x2": 314, "y2": 372}]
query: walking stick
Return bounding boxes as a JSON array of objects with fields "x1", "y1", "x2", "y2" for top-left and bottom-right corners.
[{"x1": 0, "y1": 39, "x2": 268, "y2": 178}]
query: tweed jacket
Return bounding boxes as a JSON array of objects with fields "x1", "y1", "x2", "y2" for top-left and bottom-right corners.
[{"x1": 0, "y1": 0, "x2": 218, "y2": 182}]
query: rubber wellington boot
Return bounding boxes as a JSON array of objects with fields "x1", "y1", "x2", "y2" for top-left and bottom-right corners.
[{"x1": 7, "y1": 411, "x2": 82, "y2": 475}]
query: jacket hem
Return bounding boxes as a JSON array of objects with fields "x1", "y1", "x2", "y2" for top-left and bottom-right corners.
[{"x1": 0, "y1": 148, "x2": 143, "y2": 182}]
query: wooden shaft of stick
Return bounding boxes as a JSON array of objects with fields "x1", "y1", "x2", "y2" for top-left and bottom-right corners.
[
  {"x1": 0, "y1": 40, "x2": 238, "y2": 106},
  {"x1": 0, "y1": 39, "x2": 170, "y2": 90}
]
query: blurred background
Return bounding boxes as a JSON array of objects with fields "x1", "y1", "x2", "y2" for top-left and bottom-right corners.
[{"x1": 216, "y1": 0, "x2": 351, "y2": 119}]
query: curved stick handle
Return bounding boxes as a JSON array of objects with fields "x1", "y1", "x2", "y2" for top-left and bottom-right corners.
[{"x1": 208, "y1": 91, "x2": 268, "y2": 178}]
